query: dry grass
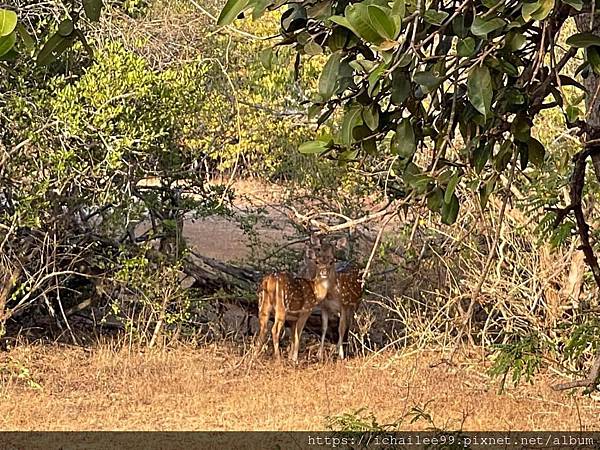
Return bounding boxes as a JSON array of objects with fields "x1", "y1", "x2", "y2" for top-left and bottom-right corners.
[{"x1": 1, "y1": 343, "x2": 599, "y2": 431}]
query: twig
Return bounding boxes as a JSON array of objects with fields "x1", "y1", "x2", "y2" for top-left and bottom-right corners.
[
  {"x1": 290, "y1": 205, "x2": 393, "y2": 233},
  {"x1": 361, "y1": 212, "x2": 396, "y2": 287},
  {"x1": 256, "y1": 236, "x2": 310, "y2": 263},
  {"x1": 456, "y1": 148, "x2": 519, "y2": 347},
  {"x1": 553, "y1": 347, "x2": 600, "y2": 391}
]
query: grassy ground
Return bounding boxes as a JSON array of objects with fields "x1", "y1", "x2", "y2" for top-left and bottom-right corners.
[{"x1": 1, "y1": 343, "x2": 599, "y2": 431}]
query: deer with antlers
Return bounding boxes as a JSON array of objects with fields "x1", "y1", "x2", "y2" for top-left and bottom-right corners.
[
  {"x1": 300, "y1": 235, "x2": 363, "y2": 360},
  {"x1": 254, "y1": 242, "x2": 336, "y2": 363}
]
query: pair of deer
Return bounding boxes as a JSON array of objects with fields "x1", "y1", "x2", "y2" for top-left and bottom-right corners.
[{"x1": 254, "y1": 235, "x2": 362, "y2": 363}]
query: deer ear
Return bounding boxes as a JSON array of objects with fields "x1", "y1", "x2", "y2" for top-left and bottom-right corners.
[
  {"x1": 336, "y1": 236, "x2": 348, "y2": 250},
  {"x1": 305, "y1": 247, "x2": 316, "y2": 260},
  {"x1": 309, "y1": 234, "x2": 321, "y2": 246}
]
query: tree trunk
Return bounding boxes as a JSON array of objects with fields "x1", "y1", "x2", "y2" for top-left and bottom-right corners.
[
  {"x1": 575, "y1": 14, "x2": 600, "y2": 176},
  {"x1": 555, "y1": 14, "x2": 600, "y2": 392}
]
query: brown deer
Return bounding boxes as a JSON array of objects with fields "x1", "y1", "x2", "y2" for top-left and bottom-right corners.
[
  {"x1": 254, "y1": 243, "x2": 336, "y2": 362},
  {"x1": 300, "y1": 235, "x2": 363, "y2": 360}
]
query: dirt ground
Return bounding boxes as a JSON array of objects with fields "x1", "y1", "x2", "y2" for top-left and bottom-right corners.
[{"x1": 1, "y1": 180, "x2": 600, "y2": 431}]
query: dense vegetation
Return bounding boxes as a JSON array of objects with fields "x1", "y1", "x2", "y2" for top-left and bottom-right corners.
[
  {"x1": 219, "y1": 0, "x2": 600, "y2": 389},
  {"x1": 1, "y1": 0, "x2": 600, "y2": 392}
]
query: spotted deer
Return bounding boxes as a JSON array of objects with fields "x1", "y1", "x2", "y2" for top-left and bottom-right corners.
[
  {"x1": 254, "y1": 243, "x2": 336, "y2": 362},
  {"x1": 300, "y1": 235, "x2": 363, "y2": 360}
]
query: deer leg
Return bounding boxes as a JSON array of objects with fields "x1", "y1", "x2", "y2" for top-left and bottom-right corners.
[
  {"x1": 337, "y1": 308, "x2": 348, "y2": 360},
  {"x1": 342, "y1": 307, "x2": 356, "y2": 359},
  {"x1": 286, "y1": 319, "x2": 297, "y2": 357},
  {"x1": 290, "y1": 313, "x2": 309, "y2": 363},
  {"x1": 317, "y1": 308, "x2": 329, "y2": 361},
  {"x1": 272, "y1": 317, "x2": 284, "y2": 362},
  {"x1": 254, "y1": 299, "x2": 272, "y2": 357}
]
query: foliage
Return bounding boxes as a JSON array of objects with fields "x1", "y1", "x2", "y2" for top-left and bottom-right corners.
[
  {"x1": 1, "y1": 0, "x2": 348, "y2": 340},
  {"x1": 0, "y1": 2, "x2": 235, "y2": 336},
  {"x1": 562, "y1": 316, "x2": 600, "y2": 361},
  {"x1": 218, "y1": 0, "x2": 600, "y2": 392},
  {"x1": 218, "y1": 0, "x2": 600, "y2": 225},
  {"x1": 489, "y1": 334, "x2": 546, "y2": 392},
  {"x1": 326, "y1": 407, "x2": 401, "y2": 431},
  {"x1": 111, "y1": 251, "x2": 191, "y2": 345},
  {"x1": 0, "y1": 356, "x2": 43, "y2": 391}
]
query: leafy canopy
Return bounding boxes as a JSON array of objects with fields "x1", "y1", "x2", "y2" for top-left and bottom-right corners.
[
  {"x1": 0, "y1": 0, "x2": 103, "y2": 65},
  {"x1": 218, "y1": 0, "x2": 600, "y2": 224}
]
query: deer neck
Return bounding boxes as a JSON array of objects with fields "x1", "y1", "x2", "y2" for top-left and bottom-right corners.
[{"x1": 311, "y1": 271, "x2": 333, "y2": 301}]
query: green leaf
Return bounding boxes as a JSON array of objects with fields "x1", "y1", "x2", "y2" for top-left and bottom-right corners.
[
  {"x1": 467, "y1": 65, "x2": 493, "y2": 119},
  {"x1": 511, "y1": 115, "x2": 531, "y2": 142},
  {"x1": 471, "y1": 17, "x2": 506, "y2": 37},
  {"x1": 504, "y1": 88, "x2": 525, "y2": 105},
  {"x1": 217, "y1": 0, "x2": 251, "y2": 26},
  {"x1": 330, "y1": 16, "x2": 355, "y2": 34},
  {"x1": 259, "y1": 47, "x2": 273, "y2": 69},
  {"x1": 0, "y1": 8, "x2": 17, "y2": 37},
  {"x1": 479, "y1": 175, "x2": 497, "y2": 209},
  {"x1": 252, "y1": 0, "x2": 272, "y2": 19},
  {"x1": 346, "y1": 4, "x2": 385, "y2": 44},
  {"x1": 37, "y1": 33, "x2": 71, "y2": 66},
  {"x1": 444, "y1": 172, "x2": 460, "y2": 204},
  {"x1": 391, "y1": 70, "x2": 411, "y2": 104},
  {"x1": 0, "y1": 31, "x2": 15, "y2": 57},
  {"x1": 340, "y1": 107, "x2": 363, "y2": 145},
  {"x1": 318, "y1": 52, "x2": 342, "y2": 100},
  {"x1": 350, "y1": 59, "x2": 376, "y2": 73},
  {"x1": 83, "y1": 0, "x2": 103, "y2": 21},
  {"x1": 16, "y1": 23, "x2": 34, "y2": 50},
  {"x1": 495, "y1": 140, "x2": 513, "y2": 172},
  {"x1": 505, "y1": 31, "x2": 526, "y2": 51},
  {"x1": 452, "y1": 15, "x2": 468, "y2": 38},
  {"x1": 473, "y1": 142, "x2": 491, "y2": 173},
  {"x1": 532, "y1": 0, "x2": 555, "y2": 20},
  {"x1": 522, "y1": 0, "x2": 554, "y2": 21},
  {"x1": 518, "y1": 142, "x2": 529, "y2": 170},
  {"x1": 566, "y1": 32, "x2": 600, "y2": 48},
  {"x1": 406, "y1": 174, "x2": 431, "y2": 193},
  {"x1": 457, "y1": 37, "x2": 476, "y2": 57},
  {"x1": 299, "y1": 140, "x2": 328, "y2": 154},
  {"x1": 414, "y1": 71, "x2": 442, "y2": 90},
  {"x1": 391, "y1": 0, "x2": 406, "y2": 18},
  {"x1": 441, "y1": 193, "x2": 460, "y2": 225},
  {"x1": 58, "y1": 19, "x2": 74, "y2": 37},
  {"x1": 367, "y1": 63, "x2": 386, "y2": 96},
  {"x1": 423, "y1": 10, "x2": 449, "y2": 26},
  {"x1": 587, "y1": 46, "x2": 600, "y2": 75},
  {"x1": 362, "y1": 137, "x2": 377, "y2": 153},
  {"x1": 395, "y1": 52, "x2": 413, "y2": 67},
  {"x1": 427, "y1": 188, "x2": 444, "y2": 212},
  {"x1": 328, "y1": 27, "x2": 349, "y2": 51},
  {"x1": 561, "y1": 0, "x2": 583, "y2": 10},
  {"x1": 566, "y1": 105, "x2": 582, "y2": 123},
  {"x1": 340, "y1": 149, "x2": 358, "y2": 162},
  {"x1": 368, "y1": 6, "x2": 397, "y2": 40},
  {"x1": 304, "y1": 40, "x2": 323, "y2": 55},
  {"x1": 391, "y1": 119, "x2": 416, "y2": 158},
  {"x1": 528, "y1": 138, "x2": 545, "y2": 166},
  {"x1": 362, "y1": 106, "x2": 379, "y2": 131},
  {"x1": 352, "y1": 125, "x2": 372, "y2": 142},
  {"x1": 522, "y1": 1, "x2": 539, "y2": 20}
]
